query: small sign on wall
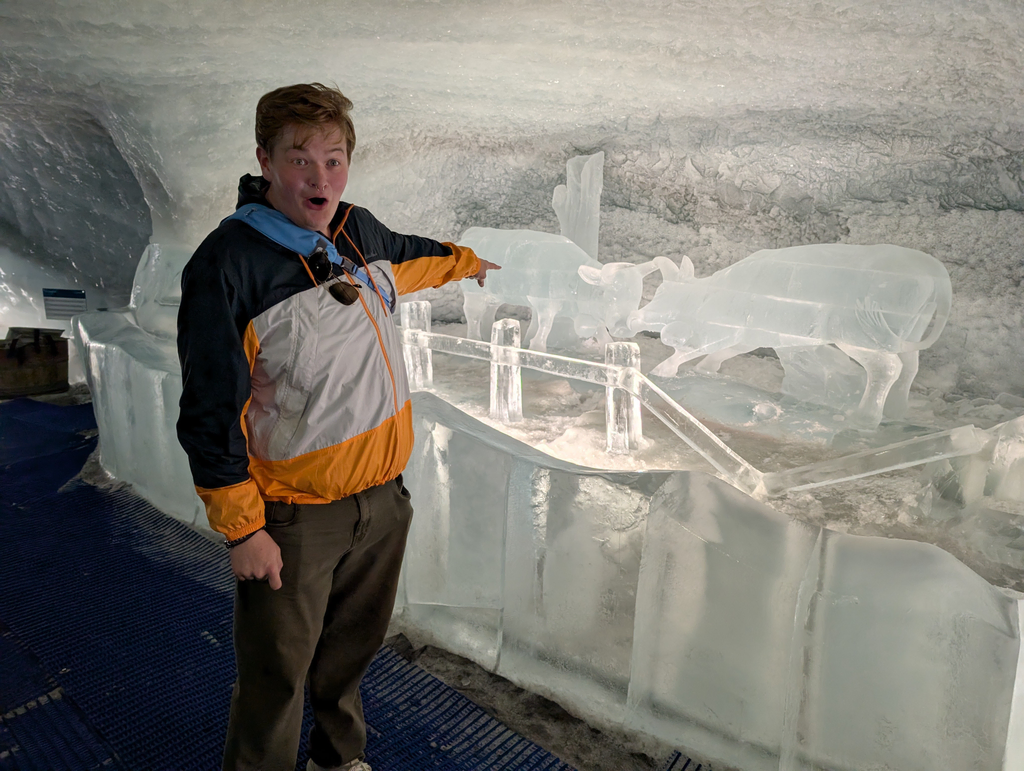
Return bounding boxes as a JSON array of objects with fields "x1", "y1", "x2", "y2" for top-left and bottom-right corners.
[{"x1": 43, "y1": 288, "x2": 87, "y2": 320}]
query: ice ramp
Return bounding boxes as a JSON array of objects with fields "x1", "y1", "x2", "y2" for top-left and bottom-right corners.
[
  {"x1": 401, "y1": 391, "x2": 1024, "y2": 771},
  {"x1": 0, "y1": 399, "x2": 583, "y2": 771}
]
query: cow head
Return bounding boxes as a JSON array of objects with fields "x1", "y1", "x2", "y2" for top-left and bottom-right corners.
[
  {"x1": 578, "y1": 257, "x2": 683, "y2": 337},
  {"x1": 625, "y1": 256, "x2": 696, "y2": 334}
]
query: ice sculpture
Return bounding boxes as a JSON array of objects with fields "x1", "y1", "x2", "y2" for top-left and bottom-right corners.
[
  {"x1": 988, "y1": 416, "x2": 1024, "y2": 502},
  {"x1": 936, "y1": 414, "x2": 1024, "y2": 507},
  {"x1": 71, "y1": 253, "x2": 1024, "y2": 768},
  {"x1": 552, "y1": 151, "x2": 604, "y2": 260},
  {"x1": 620, "y1": 244, "x2": 951, "y2": 427},
  {"x1": 399, "y1": 392, "x2": 1022, "y2": 771},
  {"x1": 128, "y1": 243, "x2": 188, "y2": 338},
  {"x1": 459, "y1": 227, "x2": 673, "y2": 352},
  {"x1": 71, "y1": 242, "x2": 203, "y2": 525}
]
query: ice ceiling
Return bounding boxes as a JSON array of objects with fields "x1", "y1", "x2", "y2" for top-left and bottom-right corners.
[{"x1": 1, "y1": 0, "x2": 1023, "y2": 396}]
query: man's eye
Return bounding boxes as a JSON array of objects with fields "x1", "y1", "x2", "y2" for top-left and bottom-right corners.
[{"x1": 328, "y1": 159, "x2": 341, "y2": 167}]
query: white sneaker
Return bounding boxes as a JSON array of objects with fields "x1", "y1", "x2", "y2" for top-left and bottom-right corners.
[{"x1": 307, "y1": 759, "x2": 372, "y2": 771}]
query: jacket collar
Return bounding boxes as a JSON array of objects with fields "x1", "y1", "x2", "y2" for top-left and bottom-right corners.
[{"x1": 235, "y1": 174, "x2": 350, "y2": 235}]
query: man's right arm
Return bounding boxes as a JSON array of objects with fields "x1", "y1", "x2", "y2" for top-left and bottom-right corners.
[{"x1": 176, "y1": 238, "x2": 266, "y2": 544}]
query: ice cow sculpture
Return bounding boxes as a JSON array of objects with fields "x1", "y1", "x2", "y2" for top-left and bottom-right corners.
[
  {"x1": 617, "y1": 244, "x2": 951, "y2": 427},
  {"x1": 459, "y1": 226, "x2": 674, "y2": 351}
]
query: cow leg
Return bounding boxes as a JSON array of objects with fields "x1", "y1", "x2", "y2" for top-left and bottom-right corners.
[
  {"x1": 527, "y1": 297, "x2": 560, "y2": 352},
  {"x1": 836, "y1": 343, "x2": 902, "y2": 427},
  {"x1": 694, "y1": 345, "x2": 753, "y2": 373},
  {"x1": 652, "y1": 326, "x2": 741, "y2": 378},
  {"x1": 593, "y1": 325, "x2": 614, "y2": 346},
  {"x1": 884, "y1": 350, "x2": 920, "y2": 419},
  {"x1": 464, "y1": 292, "x2": 500, "y2": 341},
  {"x1": 650, "y1": 348, "x2": 700, "y2": 378}
]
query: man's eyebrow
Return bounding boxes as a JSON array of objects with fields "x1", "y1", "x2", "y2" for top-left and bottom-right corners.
[{"x1": 286, "y1": 143, "x2": 347, "y2": 152}]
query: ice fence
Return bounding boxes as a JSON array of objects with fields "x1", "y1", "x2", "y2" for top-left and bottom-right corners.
[
  {"x1": 401, "y1": 393, "x2": 1019, "y2": 771},
  {"x1": 69, "y1": 246, "x2": 1024, "y2": 770}
]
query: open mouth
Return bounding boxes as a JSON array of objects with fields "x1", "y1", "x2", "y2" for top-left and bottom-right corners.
[{"x1": 308, "y1": 197, "x2": 328, "y2": 207}]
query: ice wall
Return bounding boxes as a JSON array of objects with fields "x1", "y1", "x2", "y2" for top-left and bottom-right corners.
[
  {"x1": 0, "y1": 246, "x2": 115, "y2": 340},
  {"x1": 399, "y1": 392, "x2": 1021, "y2": 771},
  {"x1": 6, "y1": 1, "x2": 1024, "y2": 761},
  {"x1": 2, "y1": 0, "x2": 1022, "y2": 400},
  {"x1": 0, "y1": 96, "x2": 151, "y2": 304}
]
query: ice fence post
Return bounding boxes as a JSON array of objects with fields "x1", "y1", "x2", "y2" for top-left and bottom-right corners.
[
  {"x1": 400, "y1": 300, "x2": 432, "y2": 390},
  {"x1": 605, "y1": 341, "x2": 642, "y2": 454},
  {"x1": 490, "y1": 318, "x2": 523, "y2": 424}
]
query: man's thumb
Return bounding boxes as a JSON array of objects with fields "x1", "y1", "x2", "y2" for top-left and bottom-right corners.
[{"x1": 268, "y1": 563, "x2": 283, "y2": 591}]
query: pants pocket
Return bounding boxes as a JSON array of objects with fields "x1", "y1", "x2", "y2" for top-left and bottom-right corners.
[
  {"x1": 265, "y1": 500, "x2": 297, "y2": 527},
  {"x1": 394, "y1": 473, "x2": 412, "y2": 501}
]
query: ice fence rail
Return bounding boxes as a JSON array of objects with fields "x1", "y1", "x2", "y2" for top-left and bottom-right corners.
[
  {"x1": 399, "y1": 306, "x2": 990, "y2": 497},
  {"x1": 400, "y1": 322, "x2": 764, "y2": 495}
]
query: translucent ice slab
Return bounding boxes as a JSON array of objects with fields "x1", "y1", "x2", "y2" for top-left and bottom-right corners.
[
  {"x1": 401, "y1": 392, "x2": 673, "y2": 682},
  {"x1": 71, "y1": 243, "x2": 203, "y2": 526},
  {"x1": 399, "y1": 393, "x2": 1021, "y2": 771}
]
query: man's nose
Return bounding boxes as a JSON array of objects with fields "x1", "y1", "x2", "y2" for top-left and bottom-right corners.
[{"x1": 310, "y1": 166, "x2": 328, "y2": 191}]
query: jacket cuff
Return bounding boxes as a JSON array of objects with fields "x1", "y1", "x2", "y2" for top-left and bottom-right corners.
[
  {"x1": 196, "y1": 479, "x2": 266, "y2": 541},
  {"x1": 444, "y1": 243, "x2": 481, "y2": 282}
]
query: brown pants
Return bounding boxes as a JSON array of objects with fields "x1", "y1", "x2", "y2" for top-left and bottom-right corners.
[{"x1": 222, "y1": 476, "x2": 414, "y2": 771}]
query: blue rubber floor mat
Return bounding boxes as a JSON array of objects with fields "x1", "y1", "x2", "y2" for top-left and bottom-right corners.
[
  {"x1": 0, "y1": 399, "x2": 96, "y2": 466},
  {"x1": 0, "y1": 399, "x2": 581, "y2": 770},
  {"x1": 659, "y1": 751, "x2": 708, "y2": 771},
  {"x1": 361, "y1": 646, "x2": 572, "y2": 770}
]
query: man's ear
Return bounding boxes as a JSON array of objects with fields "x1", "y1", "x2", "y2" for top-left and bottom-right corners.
[{"x1": 256, "y1": 146, "x2": 271, "y2": 175}]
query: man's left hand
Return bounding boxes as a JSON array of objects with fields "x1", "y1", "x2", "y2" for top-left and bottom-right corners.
[{"x1": 469, "y1": 259, "x2": 501, "y2": 287}]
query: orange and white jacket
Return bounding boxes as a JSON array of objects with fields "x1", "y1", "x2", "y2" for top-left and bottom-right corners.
[{"x1": 176, "y1": 175, "x2": 480, "y2": 541}]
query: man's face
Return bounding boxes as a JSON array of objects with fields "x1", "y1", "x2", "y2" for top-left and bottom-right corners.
[{"x1": 256, "y1": 124, "x2": 349, "y2": 235}]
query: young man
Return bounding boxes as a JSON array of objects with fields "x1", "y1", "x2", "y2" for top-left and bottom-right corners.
[{"x1": 176, "y1": 83, "x2": 497, "y2": 771}]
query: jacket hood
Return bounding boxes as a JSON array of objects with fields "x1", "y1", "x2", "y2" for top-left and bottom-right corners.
[{"x1": 237, "y1": 174, "x2": 270, "y2": 209}]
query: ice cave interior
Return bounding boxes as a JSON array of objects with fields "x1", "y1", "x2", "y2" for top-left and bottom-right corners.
[{"x1": 2, "y1": 1, "x2": 1024, "y2": 770}]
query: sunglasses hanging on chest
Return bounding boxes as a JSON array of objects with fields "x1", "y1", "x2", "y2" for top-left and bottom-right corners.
[{"x1": 306, "y1": 245, "x2": 363, "y2": 306}]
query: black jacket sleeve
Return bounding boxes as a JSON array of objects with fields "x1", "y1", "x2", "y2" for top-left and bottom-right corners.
[{"x1": 176, "y1": 234, "x2": 254, "y2": 491}]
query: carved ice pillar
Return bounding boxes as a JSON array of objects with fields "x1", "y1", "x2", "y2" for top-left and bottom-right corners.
[
  {"x1": 400, "y1": 300, "x2": 433, "y2": 390},
  {"x1": 552, "y1": 151, "x2": 604, "y2": 260},
  {"x1": 605, "y1": 342, "x2": 642, "y2": 454},
  {"x1": 489, "y1": 319, "x2": 522, "y2": 424}
]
